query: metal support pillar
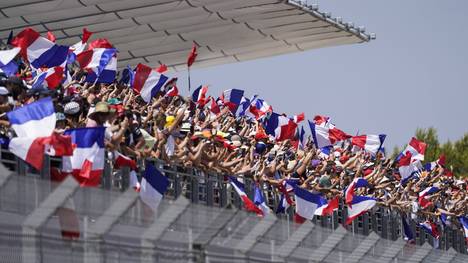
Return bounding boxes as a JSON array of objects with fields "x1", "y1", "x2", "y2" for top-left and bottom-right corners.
[
  {"x1": 235, "y1": 214, "x2": 277, "y2": 254},
  {"x1": 408, "y1": 243, "x2": 432, "y2": 262},
  {"x1": 307, "y1": 226, "x2": 347, "y2": 262},
  {"x1": 22, "y1": 177, "x2": 79, "y2": 263},
  {"x1": 140, "y1": 197, "x2": 190, "y2": 263},
  {"x1": 347, "y1": 232, "x2": 379, "y2": 263},
  {"x1": 84, "y1": 188, "x2": 138, "y2": 263},
  {"x1": 277, "y1": 221, "x2": 315, "y2": 259}
]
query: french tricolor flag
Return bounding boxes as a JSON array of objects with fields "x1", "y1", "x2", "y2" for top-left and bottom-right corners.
[
  {"x1": 237, "y1": 96, "x2": 251, "y2": 117},
  {"x1": 344, "y1": 177, "x2": 369, "y2": 205},
  {"x1": 418, "y1": 186, "x2": 439, "y2": 208},
  {"x1": 402, "y1": 137, "x2": 427, "y2": 161},
  {"x1": 276, "y1": 180, "x2": 295, "y2": 214},
  {"x1": 31, "y1": 66, "x2": 64, "y2": 89},
  {"x1": 265, "y1": 112, "x2": 297, "y2": 141},
  {"x1": 140, "y1": 162, "x2": 169, "y2": 212},
  {"x1": 345, "y1": 195, "x2": 376, "y2": 225},
  {"x1": 294, "y1": 186, "x2": 323, "y2": 222},
  {"x1": 459, "y1": 216, "x2": 468, "y2": 244},
  {"x1": 398, "y1": 152, "x2": 423, "y2": 184},
  {"x1": 229, "y1": 176, "x2": 264, "y2": 216},
  {"x1": 77, "y1": 48, "x2": 117, "y2": 84},
  {"x1": 313, "y1": 115, "x2": 334, "y2": 128},
  {"x1": 133, "y1": 63, "x2": 169, "y2": 102},
  {"x1": 351, "y1": 134, "x2": 386, "y2": 155},
  {"x1": 221, "y1": 89, "x2": 244, "y2": 114},
  {"x1": 253, "y1": 184, "x2": 270, "y2": 216},
  {"x1": 207, "y1": 96, "x2": 221, "y2": 116},
  {"x1": 249, "y1": 95, "x2": 272, "y2": 120},
  {"x1": 7, "y1": 97, "x2": 73, "y2": 170},
  {"x1": 298, "y1": 126, "x2": 307, "y2": 150},
  {"x1": 419, "y1": 220, "x2": 440, "y2": 247},
  {"x1": 308, "y1": 121, "x2": 350, "y2": 148},
  {"x1": 0, "y1": 47, "x2": 20, "y2": 76},
  {"x1": 11, "y1": 28, "x2": 69, "y2": 69},
  {"x1": 114, "y1": 151, "x2": 139, "y2": 191},
  {"x1": 166, "y1": 85, "x2": 179, "y2": 97},
  {"x1": 292, "y1": 113, "x2": 305, "y2": 124},
  {"x1": 62, "y1": 127, "x2": 105, "y2": 187},
  {"x1": 314, "y1": 196, "x2": 340, "y2": 216},
  {"x1": 192, "y1": 85, "x2": 209, "y2": 106},
  {"x1": 69, "y1": 28, "x2": 93, "y2": 55}
]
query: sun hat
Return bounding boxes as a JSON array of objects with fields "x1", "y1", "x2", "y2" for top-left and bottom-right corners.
[
  {"x1": 164, "y1": 115, "x2": 175, "y2": 128},
  {"x1": 107, "y1": 98, "x2": 122, "y2": 105},
  {"x1": 94, "y1": 102, "x2": 110, "y2": 113}
]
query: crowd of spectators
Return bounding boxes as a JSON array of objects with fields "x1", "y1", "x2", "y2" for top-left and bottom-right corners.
[{"x1": 0, "y1": 38, "x2": 467, "y2": 244}]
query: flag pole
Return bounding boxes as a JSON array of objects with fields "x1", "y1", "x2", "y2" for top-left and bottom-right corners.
[{"x1": 188, "y1": 66, "x2": 191, "y2": 92}]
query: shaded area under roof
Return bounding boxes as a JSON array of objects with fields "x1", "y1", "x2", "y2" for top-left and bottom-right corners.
[{"x1": 0, "y1": 0, "x2": 372, "y2": 71}]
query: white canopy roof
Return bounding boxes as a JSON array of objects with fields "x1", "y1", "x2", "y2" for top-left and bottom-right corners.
[{"x1": 0, "y1": 0, "x2": 372, "y2": 71}]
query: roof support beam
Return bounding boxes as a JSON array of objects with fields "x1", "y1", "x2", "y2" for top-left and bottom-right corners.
[
  {"x1": 307, "y1": 226, "x2": 347, "y2": 262},
  {"x1": 140, "y1": 197, "x2": 190, "y2": 263},
  {"x1": 22, "y1": 176, "x2": 79, "y2": 263},
  {"x1": 277, "y1": 221, "x2": 315, "y2": 259},
  {"x1": 347, "y1": 232, "x2": 380, "y2": 263}
]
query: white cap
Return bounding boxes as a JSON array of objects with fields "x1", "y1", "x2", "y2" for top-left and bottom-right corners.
[{"x1": 0, "y1": 86, "x2": 8, "y2": 95}]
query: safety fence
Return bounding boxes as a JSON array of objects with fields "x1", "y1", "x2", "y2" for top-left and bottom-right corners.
[{"x1": 0, "y1": 148, "x2": 467, "y2": 254}]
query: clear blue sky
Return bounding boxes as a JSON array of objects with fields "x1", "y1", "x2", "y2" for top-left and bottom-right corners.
[{"x1": 178, "y1": 0, "x2": 468, "y2": 151}]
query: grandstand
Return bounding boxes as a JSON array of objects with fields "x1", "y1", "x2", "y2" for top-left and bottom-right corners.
[
  {"x1": 0, "y1": 0, "x2": 372, "y2": 70},
  {"x1": 1, "y1": 1, "x2": 468, "y2": 263}
]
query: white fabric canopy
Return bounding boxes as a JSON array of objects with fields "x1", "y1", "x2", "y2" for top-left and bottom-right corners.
[{"x1": 0, "y1": 0, "x2": 371, "y2": 70}]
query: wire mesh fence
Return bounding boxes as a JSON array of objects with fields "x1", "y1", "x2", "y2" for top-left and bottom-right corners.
[{"x1": 1, "y1": 148, "x2": 468, "y2": 262}]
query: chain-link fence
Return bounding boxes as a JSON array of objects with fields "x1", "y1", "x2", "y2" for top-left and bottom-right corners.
[{"x1": 1, "y1": 147, "x2": 467, "y2": 262}]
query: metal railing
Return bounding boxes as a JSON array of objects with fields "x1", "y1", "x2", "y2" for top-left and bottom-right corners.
[{"x1": 0, "y1": 148, "x2": 467, "y2": 254}]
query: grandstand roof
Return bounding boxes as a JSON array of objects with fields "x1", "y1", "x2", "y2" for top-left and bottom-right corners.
[{"x1": 0, "y1": 0, "x2": 373, "y2": 71}]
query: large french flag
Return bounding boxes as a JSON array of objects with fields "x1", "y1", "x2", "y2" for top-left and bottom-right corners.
[
  {"x1": 253, "y1": 184, "x2": 270, "y2": 216},
  {"x1": 0, "y1": 47, "x2": 20, "y2": 76},
  {"x1": 419, "y1": 220, "x2": 440, "y2": 247},
  {"x1": 69, "y1": 28, "x2": 93, "y2": 55},
  {"x1": 314, "y1": 196, "x2": 340, "y2": 216},
  {"x1": 459, "y1": 216, "x2": 468, "y2": 244},
  {"x1": 351, "y1": 134, "x2": 386, "y2": 155},
  {"x1": 7, "y1": 97, "x2": 72, "y2": 170},
  {"x1": 344, "y1": 177, "x2": 369, "y2": 205},
  {"x1": 62, "y1": 127, "x2": 105, "y2": 187},
  {"x1": 249, "y1": 95, "x2": 272, "y2": 120},
  {"x1": 418, "y1": 186, "x2": 439, "y2": 208},
  {"x1": 402, "y1": 137, "x2": 427, "y2": 161},
  {"x1": 77, "y1": 48, "x2": 117, "y2": 84},
  {"x1": 294, "y1": 186, "x2": 323, "y2": 221},
  {"x1": 133, "y1": 63, "x2": 169, "y2": 102},
  {"x1": 229, "y1": 176, "x2": 263, "y2": 216},
  {"x1": 192, "y1": 85, "x2": 209, "y2": 105},
  {"x1": 140, "y1": 162, "x2": 169, "y2": 212},
  {"x1": 31, "y1": 66, "x2": 64, "y2": 89},
  {"x1": 345, "y1": 195, "x2": 376, "y2": 225},
  {"x1": 276, "y1": 180, "x2": 294, "y2": 214},
  {"x1": 221, "y1": 89, "x2": 244, "y2": 114},
  {"x1": 398, "y1": 152, "x2": 423, "y2": 183},
  {"x1": 237, "y1": 96, "x2": 251, "y2": 117},
  {"x1": 11, "y1": 28, "x2": 69, "y2": 69},
  {"x1": 265, "y1": 112, "x2": 297, "y2": 141},
  {"x1": 308, "y1": 121, "x2": 350, "y2": 148}
]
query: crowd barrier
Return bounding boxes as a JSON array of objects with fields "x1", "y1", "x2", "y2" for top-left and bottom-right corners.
[{"x1": 0, "y1": 148, "x2": 466, "y2": 254}]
